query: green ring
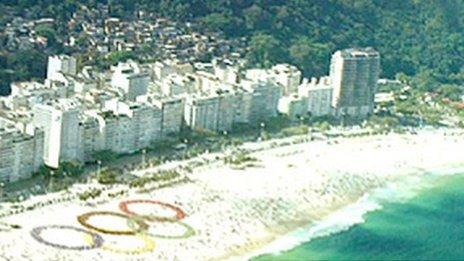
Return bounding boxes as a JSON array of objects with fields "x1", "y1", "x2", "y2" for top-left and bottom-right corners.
[{"x1": 128, "y1": 216, "x2": 195, "y2": 239}]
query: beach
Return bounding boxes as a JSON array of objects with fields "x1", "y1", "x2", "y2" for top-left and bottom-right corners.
[{"x1": 0, "y1": 129, "x2": 463, "y2": 260}]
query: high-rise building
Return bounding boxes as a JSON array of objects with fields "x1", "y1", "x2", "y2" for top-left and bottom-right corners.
[
  {"x1": 150, "y1": 97, "x2": 184, "y2": 137},
  {"x1": 277, "y1": 95, "x2": 308, "y2": 120},
  {"x1": 33, "y1": 99, "x2": 82, "y2": 168},
  {"x1": 47, "y1": 55, "x2": 77, "y2": 81},
  {"x1": 298, "y1": 77, "x2": 334, "y2": 117},
  {"x1": 330, "y1": 48, "x2": 380, "y2": 118},
  {"x1": 131, "y1": 103, "x2": 162, "y2": 148},
  {"x1": 271, "y1": 64, "x2": 302, "y2": 95},
  {"x1": 232, "y1": 87, "x2": 253, "y2": 124},
  {"x1": 111, "y1": 61, "x2": 150, "y2": 101},
  {"x1": 245, "y1": 64, "x2": 302, "y2": 96},
  {"x1": 0, "y1": 123, "x2": 44, "y2": 183},
  {"x1": 78, "y1": 113, "x2": 105, "y2": 162},
  {"x1": 160, "y1": 74, "x2": 195, "y2": 96},
  {"x1": 101, "y1": 112, "x2": 135, "y2": 154},
  {"x1": 241, "y1": 80, "x2": 281, "y2": 124},
  {"x1": 216, "y1": 90, "x2": 236, "y2": 132},
  {"x1": 184, "y1": 93, "x2": 220, "y2": 133}
]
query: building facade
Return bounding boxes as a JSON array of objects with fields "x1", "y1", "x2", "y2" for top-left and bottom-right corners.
[
  {"x1": 242, "y1": 80, "x2": 281, "y2": 124},
  {"x1": 111, "y1": 61, "x2": 150, "y2": 101},
  {"x1": 47, "y1": 55, "x2": 77, "y2": 81},
  {"x1": 33, "y1": 99, "x2": 82, "y2": 168},
  {"x1": 330, "y1": 48, "x2": 380, "y2": 118},
  {"x1": 151, "y1": 97, "x2": 184, "y2": 137},
  {"x1": 299, "y1": 77, "x2": 334, "y2": 117},
  {"x1": 0, "y1": 124, "x2": 43, "y2": 182}
]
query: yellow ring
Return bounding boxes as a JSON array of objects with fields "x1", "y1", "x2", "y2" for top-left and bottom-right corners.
[{"x1": 86, "y1": 234, "x2": 156, "y2": 255}]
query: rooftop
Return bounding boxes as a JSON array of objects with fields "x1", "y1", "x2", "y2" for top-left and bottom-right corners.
[{"x1": 338, "y1": 47, "x2": 379, "y2": 58}]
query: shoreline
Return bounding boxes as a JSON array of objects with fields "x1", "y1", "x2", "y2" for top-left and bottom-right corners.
[
  {"x1": 248, "y1": 166, "x2": 464, "y2": 261},
  {"x1": 241, "y1": 169, "x2": 464, "y2": 261},
  {"x1": 0, "y1": 129, "x2": 463, "y2": 260}
]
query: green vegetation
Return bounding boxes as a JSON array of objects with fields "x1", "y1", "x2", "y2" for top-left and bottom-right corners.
[
  {"x1": 97, "y1": 168, "x2": 122, "y2": 185},
  {"x1": 86, "y1": 51, "x2": 139, "y2": 70},
  {"x1": 92, "y1": 150, "x2": 118, "y2": 163},
  {"x1": 223, "y1": 150, "x2": 258, "y2": 166},
  {"x1": 1, "y1": 1, "x2": 463, "y2": 95},
  {"x1": 35, "y1": 162, "x2": 84, "y2": 178},
  {"x1": 78, "y1": 188, "x2": 102, "y2": 201},
  {"x1": 34, "y1": 24, "x2": 59, "y2": 48},
  {"x1": 129, "y1": 170, "x2": 181, "y2": 188},
  {"x1": 366, "y1": 115, "x2": 400, "y2": 133},
  {"x1": 0, "y1": 50, "x2": 47, "y2": 95},
  {"x1": 281, "y1": 125, "x2": 309, "y2": 137}
]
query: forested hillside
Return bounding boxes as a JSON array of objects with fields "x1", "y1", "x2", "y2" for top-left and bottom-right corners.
[{"x1": 1, "y1": 0, "x2": 464, "y2": 91}]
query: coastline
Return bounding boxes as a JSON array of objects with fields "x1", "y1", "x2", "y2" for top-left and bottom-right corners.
[{"x1": 0, "y1": 129, "x2": 463, "y2": 260}]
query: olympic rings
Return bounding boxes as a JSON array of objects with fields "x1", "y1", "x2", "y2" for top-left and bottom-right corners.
[
  {"x1": 77, "y1": 211, "x2": 148, "y2": 235},
  {"x1": 119, "y1": 199, "x2": 186, "y2": 222},
  {"x1": 30, "y1": 225, "x2": 104, "y2": 250},
  {"x1": 100, "y1": 234, "x2": 156, "y2": 255},
  {"x1": 31, "y1": 199, "x2": 193, "y2": 255}
]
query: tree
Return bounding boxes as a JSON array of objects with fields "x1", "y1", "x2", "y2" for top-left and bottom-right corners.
[
  {"x1": 246, "y1": 33, "x2": 282, "y2": 68},
  {"x1": 97, "y1": 168, "x2": 121, "y2": 185},
  {"x1": 437, "y1": 84, "x2": 463, "y2": 102},
  {"x1": 199, "y1": 13, "x2": 244, "y2": 37},
  {"x1": 34, "y1": 24, "x2": 59, "y2": 48},
  {"x1": 315, "y1": 121, "x2": 331, "y2": 132},
  {"x1": 92, "y1": 150, "x2": 118, "y2": 163},
  {"x1": 289, "y1": 37, "x2": 331, "y2": 76},
  {"x1": 107, "y1": 51, "x2": 137, "y2": 65},
  {"x1": 243, "y1": 4, "x2": 271, "y2": 31},
  {"x1": 410, "y1": 70, "x2": 439, "y2": 92},
  {"x1": 1, "y1": 0, "x2": 464, "y2": 92}
]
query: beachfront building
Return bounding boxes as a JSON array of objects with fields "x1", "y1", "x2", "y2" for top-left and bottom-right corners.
[
  {"x1": 131, "y1": 102, "x2": 162, "y2": 148},
  {"x1": 241, "y1": 80, "x2": 281, "y2": 124},
  {"x1": 33, "y1": 99, "x2": 82, "y2": 168},
  {"x1": 278, "y1": 95, "x2": 308, "y2": 120},
  {"x1": 216, "y1": 89, "x2": 236, "y2": 132},
  {"x1": 111, "y1": 61, "x2": 150, "y2": 101},
  {"x1": 0, "y1": 48, "x2": 384, "y2": 183},
  {"x1": 160, "y1": 74, "x2": 196, "y2": 96},
  {"x1": 245, "y1": 64, "x2": 302, "y2": 96},
  {"x1": 101, "y1": 111, "x2": 136, "y2": 154},
  {"x1": 193, "y1": 71, "x2": 222, "y2": 93},
  {"x1": 184, "y1": 90, "x2": 235, "y2": 133},
  {"x1": 0, "y1": 122, "x2": 44, "y2": 183},
  {"x1": 271, "y1": 64, "x2": 302, "y2": 95},
  {"x1": 98, "y1": 100, "x2": 163, "y2": 154},
  {"x1": 151, "y1": 96, "x2": 184, "y2": 137},
  {"x1": 78, "y1": 114, "x2": 105, "y2": 162},
  {"x1": 299, "y1": 77, "x2": 334, "y2": 117},
  {"x1": 232, "y1": 88, "x2": 254, "y2": 124},
  {"x1": 184, "y1": 93, "x2": 219, "y2": 133},
  {"x1": 330, "y1": 48, "x2": 380, "y2": 118}
]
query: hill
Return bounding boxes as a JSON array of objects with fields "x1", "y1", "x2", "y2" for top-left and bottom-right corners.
[{"x1": 0, "y1": 0, "x2": 463, "y2": 93}]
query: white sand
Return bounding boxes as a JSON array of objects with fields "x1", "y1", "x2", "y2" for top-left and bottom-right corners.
[{"x1": 0, "y1": 129, "x2": 463, "y2": 261}]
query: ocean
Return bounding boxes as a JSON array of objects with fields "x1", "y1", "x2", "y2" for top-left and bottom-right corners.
[{"x1": 253, "y1": 171, "x2": 464, "y2": 260}]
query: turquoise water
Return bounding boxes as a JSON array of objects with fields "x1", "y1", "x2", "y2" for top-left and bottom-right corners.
[{"x1": 255, "y1": 173, "x2": 464, "y2": 260}]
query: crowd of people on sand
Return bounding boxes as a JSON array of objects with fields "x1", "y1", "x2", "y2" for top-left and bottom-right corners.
[{"x1": 0, "y1": 128, "x2": 463, "y2": 260}]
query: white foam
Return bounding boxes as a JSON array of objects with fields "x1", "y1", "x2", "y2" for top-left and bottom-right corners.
[{"x1": 242, "y1": 172, "x2": 451, "y2": 261}]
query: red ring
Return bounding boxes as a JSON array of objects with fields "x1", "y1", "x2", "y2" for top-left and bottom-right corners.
[
  {"x1": 77, "y1": 211, "x2": 148, "y2": 235},
  {"x1": 119, "y1": 200, "x2": 186, "y2": 222}
]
